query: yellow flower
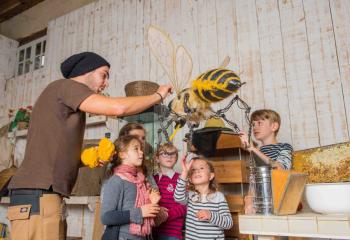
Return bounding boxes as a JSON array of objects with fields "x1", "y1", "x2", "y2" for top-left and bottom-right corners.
[
  {"x1": 81, "y1": 147, "x2": 99, "y2": 168},
  {"x1": 98, "y1": 138, "x2": 115, "y2": 162}
]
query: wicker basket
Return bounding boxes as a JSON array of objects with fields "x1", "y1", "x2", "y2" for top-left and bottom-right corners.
[{"x1": 124, "y1": 81, "x2": 159, "y2": 96}]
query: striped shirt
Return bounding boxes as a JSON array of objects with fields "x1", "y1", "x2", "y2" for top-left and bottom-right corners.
[
  {"x1": 153, "y1": 172, "x2": 186, "y2": 239},
  {"x1": 174, "y1": 178, "x2": 233, "y2": 240},
  {"x1": 260, "y1": 143, "x2": 293, "y2": 170}
]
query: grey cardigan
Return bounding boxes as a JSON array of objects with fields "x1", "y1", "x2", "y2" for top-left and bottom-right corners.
[{"x1": 100, "y1": 175, "x2": 145, "y2": 240}]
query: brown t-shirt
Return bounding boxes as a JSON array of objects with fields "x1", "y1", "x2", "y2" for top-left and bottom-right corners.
[{"x1": 8, "y1": 79, "x2": 94, "y2": 196}]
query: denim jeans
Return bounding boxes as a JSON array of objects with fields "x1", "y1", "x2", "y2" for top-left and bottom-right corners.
[{"x1": 156, "y1": 235, "x2": 181, "y2": 240}]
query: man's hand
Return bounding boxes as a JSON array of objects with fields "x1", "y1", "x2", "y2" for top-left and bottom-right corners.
[
  {"x1": 156, "y1": 84, "x2": 173, "y2": 100},
  {"x1": 196, "y1": 209, "x2": 211, "y2": 221}
]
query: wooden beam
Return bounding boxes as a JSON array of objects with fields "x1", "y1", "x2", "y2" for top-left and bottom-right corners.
[
  {"x1": 0, "y1": 0, "x2": 45, "y2": 23},
  {"x1": 17, "y1": 28, "x2": 46, "y2": 45},
  {"x1": 0, "y1": 0, "x2": 21, "y2": 13}
]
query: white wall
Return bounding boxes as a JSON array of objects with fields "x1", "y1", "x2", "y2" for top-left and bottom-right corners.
[
  {"x1": 0, "y1": 35, "x2": 18, "y2": 125},
  {"x1": 2, "y1": 0, "x2": 350, "y2": 152}
]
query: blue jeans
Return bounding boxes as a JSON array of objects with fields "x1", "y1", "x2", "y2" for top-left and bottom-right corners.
[{"x1": 157, "y1": 236, "x2": 181, "y2": 240}]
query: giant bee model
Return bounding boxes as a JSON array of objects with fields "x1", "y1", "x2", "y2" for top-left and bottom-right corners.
[{"x1": 147, "y1": 26, "x2": 251, "y2": 145}]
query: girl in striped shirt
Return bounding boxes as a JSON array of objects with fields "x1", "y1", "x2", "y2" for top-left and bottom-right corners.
[{"x1": 174, "y1": 156, "x2": 233, "y2": 240}]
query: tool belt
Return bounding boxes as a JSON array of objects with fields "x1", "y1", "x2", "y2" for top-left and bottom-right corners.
[{"x1": 9, "y1": 188, "x2": 57, "y2": 215}]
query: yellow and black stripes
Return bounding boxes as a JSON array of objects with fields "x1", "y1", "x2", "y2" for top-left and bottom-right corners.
[{"x1": 191, "y1": 68, "x2": 241, "y2": 103}]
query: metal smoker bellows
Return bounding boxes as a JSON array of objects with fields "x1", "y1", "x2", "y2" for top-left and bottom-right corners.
[{"x1": 253, "y1": 166, "x2": 273, "y2": 215}]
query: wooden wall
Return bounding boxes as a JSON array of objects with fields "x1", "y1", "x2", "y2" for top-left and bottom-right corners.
[{"x1": 2, "y1": 0, "x2": 350, "y2": 152}]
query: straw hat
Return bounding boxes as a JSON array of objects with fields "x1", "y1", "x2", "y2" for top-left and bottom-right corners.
[{"x1": 204, "y1": 117, "x2": 226, "y2": 128}]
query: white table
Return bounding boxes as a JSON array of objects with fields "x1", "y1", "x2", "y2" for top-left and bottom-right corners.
[{"x1": 239, "y1": 212, "x2": 350, "y2": 239}]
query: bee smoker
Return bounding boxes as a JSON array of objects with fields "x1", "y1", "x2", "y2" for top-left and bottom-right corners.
[{"x1": 253, "y1": 166, "x2": 274, "y2": 215}]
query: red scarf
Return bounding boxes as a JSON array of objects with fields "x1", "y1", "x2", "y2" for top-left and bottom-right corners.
[{"x1": 114, "y1": 164, "x2": 154, "y2": 236}]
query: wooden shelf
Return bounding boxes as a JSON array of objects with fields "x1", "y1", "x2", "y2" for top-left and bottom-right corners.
[
  {"x1": 209, "y1": 132, "x2": 250, "y2": 239},
  {"x1": 1, "y1": 196, "x2": 99, "y2": 206},
  {"x1": 210, "y1": 160, "x2": 249, "y2": 183},
  {"x1": 86, "y1": 115, "x2": 107, "y2": 126},
  {"x1": 225, "y1": 212, "x2": 248, "y2": 239},
  {"x1": 225, "y1": 194, "x2": 244, "y2": 213}
]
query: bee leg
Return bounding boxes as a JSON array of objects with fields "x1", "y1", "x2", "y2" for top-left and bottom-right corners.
[
  {"x1": 183, "y1": 93, "x2": 195, "y2": 114},
  {"x1": 158, "y1": 117, "x2": 173, "y2": 144},
  {"x1": 220, "y1": 114, "x2": 241, "y2": 133}
]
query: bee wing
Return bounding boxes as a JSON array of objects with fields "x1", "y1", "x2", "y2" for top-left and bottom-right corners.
[
  {"x1": 148, "y1": 26, "x2": 178, "y2": 92},
  {"x1": 175, "y1": 45, "x2": 193, "y2": 91},
  {"x1": 218, "y1": 56, "x2": 230, "y2": 69}
]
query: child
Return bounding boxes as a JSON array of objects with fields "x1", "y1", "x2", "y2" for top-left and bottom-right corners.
[
  {"x1": 239, "y1": 109, "x2": 293, "y2": 213},
  {"x1": 153, "y1": 143, "x2": 187, "y2": 240},
  {"x1": 100, "y1": 135, "x2": 160, "y2": 240},
  {"x1": 118, "y1": 122, "x2": 158, "y2": 189},
  {"x1": 239, "y1": 109, "x2": 293, "y2": 170},
  {"x1": 174, "y1": 156, "x2": 233, "y2": 240}
]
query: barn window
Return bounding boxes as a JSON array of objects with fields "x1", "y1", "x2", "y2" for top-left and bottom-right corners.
[{"x1": 16, "y1": 36, "x2": 46, "y2": 76}]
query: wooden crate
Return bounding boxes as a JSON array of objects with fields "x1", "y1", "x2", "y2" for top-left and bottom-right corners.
[
  {"x1": 216, "y1": 132, "x2": 242, "y2": 149},
  {"x1": 210, "y1": 160, "x2": 249, "y2": 183},
  {"x1": 225, "y1": 213, "x2": 250, "y2": 239},
  {"x1": 225, "y1": 194, "x2": 244, "y2": 213}
]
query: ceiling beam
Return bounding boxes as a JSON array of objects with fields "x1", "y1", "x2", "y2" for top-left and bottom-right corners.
[
  {"x1": 0, "y1": 0, "x2": 21, "y2": 13},
  {"x1": 0, "y1": 0, "x2": 45, "y2": 23}
]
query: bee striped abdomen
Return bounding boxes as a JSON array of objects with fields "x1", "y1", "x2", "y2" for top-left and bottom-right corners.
[{"x1": 192, "y1": 68, "x2": 241, "y2": 103}]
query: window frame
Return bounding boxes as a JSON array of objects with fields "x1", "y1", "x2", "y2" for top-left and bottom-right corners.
[{"x1": 16, "y1": 36, "x2": 47, "y2": 76}]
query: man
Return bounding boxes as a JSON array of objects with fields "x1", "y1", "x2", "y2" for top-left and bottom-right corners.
[{"x1": 7, "y1": 52, "x2": 172, "y2": 240}]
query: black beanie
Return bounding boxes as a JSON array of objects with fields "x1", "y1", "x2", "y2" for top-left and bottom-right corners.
[{"x1": 60, "y1": 52, "x2": 110, "y2": 78}]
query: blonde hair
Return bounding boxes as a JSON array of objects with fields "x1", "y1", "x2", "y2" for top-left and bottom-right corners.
[
  {"x1": 154, "y1": 143, "x2": 178, "y2": 159},
  {"x1": 153, "y1": 143, "x2": 178, "y2": 172},
  {"x1": 189, "y1": 156, "x2": 217, "y2": 202},
  {"x1": 251, "y1": 109, "x2": 281, "y2": 134}
]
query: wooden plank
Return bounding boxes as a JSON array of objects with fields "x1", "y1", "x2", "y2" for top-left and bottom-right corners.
[
  {"x1": 180, "y1": 0, "x2": 200, "y2": 81},
  {"x1": 256, "y1": 0, "x2": 292, "y2": 145},
  {"x1": 330, "y1": 0, "x2": 350, "y2": 141},
  {"x1": 278, "y1": 0, "x2": 319, "y2": 150},
  {"x1": 236, "y1": 0, "x2": 264, "y2": 133},
  {"x1": 135, "y1": 0, "x2": 151, "y2": 81},
  {"x1": 0, "y1": 0, "x2": 45, "y2": 23},
  {"x1": 214, "y1": 0, "x2": 243, "y2": 133},
  {"x1": 195, "y1": 0, "x2": 218, "y2": 72},
  {"x1": 225, "y1": 194, "x2": 244, "y2": 213},
  {"x1": 91, "y1": 0, "x2": 113, "y2": 58},
  {"x1": 163, "y1": 0, "x2": 186, "y2": 152},
  {"x1": 216, "y1": 132, "x2": 242, "y2": 149},
  {"x1": 92, "y1": 200, "x2": 104, "y2": 240},
  {"x1": 123, "y1": 0, "x2": 137, "y2": 83},
  {"x1": 149, "y1": 0, "x2": 167, "y2": 86},
  {"x1": 210, "y1": 160, "x2": 248, "y2": 183},
  {"x1": 47, "y1": 15, "x2": 66, "y2": 81},
  {"x1": 225, "y1": 212, "x2": 248, "y2": 238},
  {"x1": 303, "y1": 0, "x2": 348, "y2": 146},
  {"x1": 106, "y1": 0, "x2": 123, "y2": 98},
  {"x1": 271, "y1": 170, "x2": 307, "y2": 215}
]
